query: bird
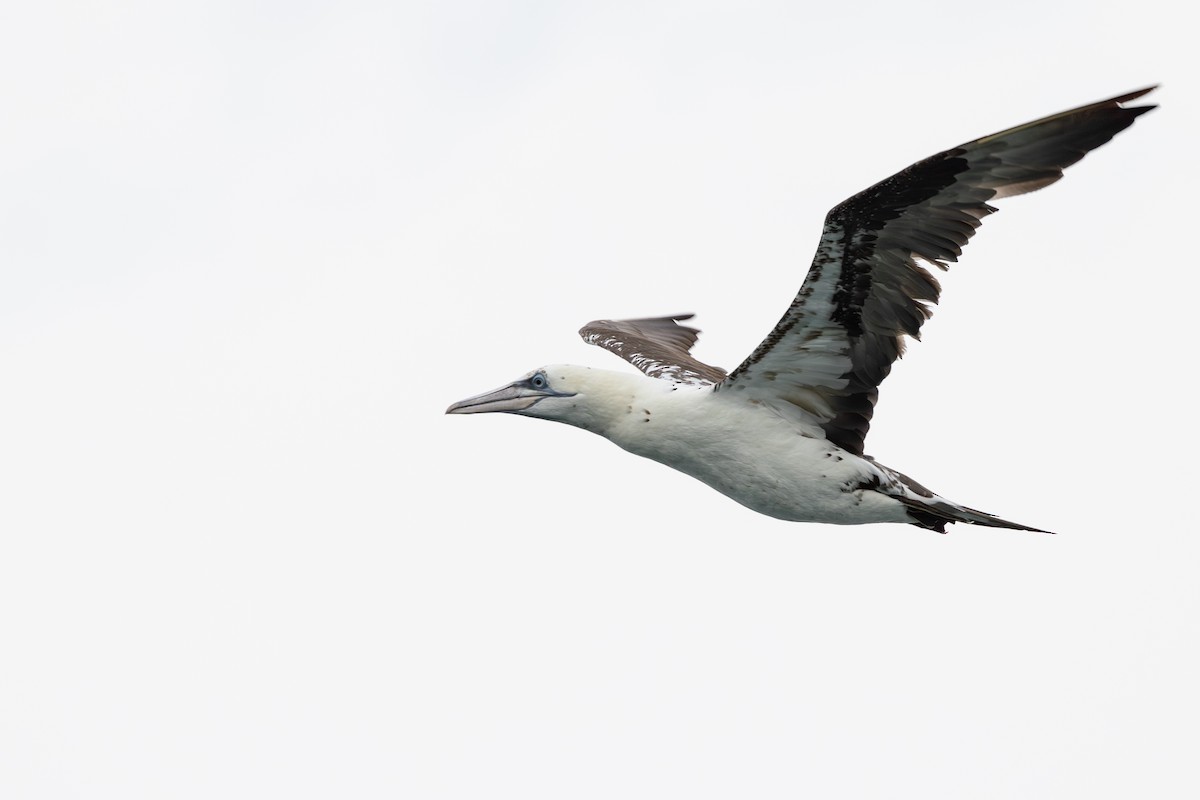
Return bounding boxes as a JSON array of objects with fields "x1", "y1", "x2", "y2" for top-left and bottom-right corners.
[{"x1": 446, "y1": 87, "x2": 1155, "y2": 533}]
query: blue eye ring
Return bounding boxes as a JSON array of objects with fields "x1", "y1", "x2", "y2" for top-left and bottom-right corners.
[{"x1": 530, "y1": 372, "x2": 548, "y2": 389}]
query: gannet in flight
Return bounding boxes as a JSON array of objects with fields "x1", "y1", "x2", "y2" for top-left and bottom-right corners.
[{"x1": 447, "y1": 88, "x2": 1155, "y2": 532}]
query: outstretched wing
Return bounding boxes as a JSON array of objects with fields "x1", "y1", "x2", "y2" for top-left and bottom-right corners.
[
  {"x1": 717, "y1": 86, "x2": 1156, "y2": 455},
  {"x1": 579, "y1": 314, "x2": 727, "y2": 387}
]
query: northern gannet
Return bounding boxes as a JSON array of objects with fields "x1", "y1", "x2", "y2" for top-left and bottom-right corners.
[{"x1": 447, "y1": 88, "x2": 1155, "y2": 532}]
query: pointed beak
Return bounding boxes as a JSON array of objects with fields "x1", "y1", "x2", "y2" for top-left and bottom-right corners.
[{"x1": 446, "y1": 381, "x2": 553, "y2": 415}]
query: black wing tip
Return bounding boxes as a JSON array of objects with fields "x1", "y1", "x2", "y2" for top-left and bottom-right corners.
[
  {"x1": 580, "y1": 312, "x2": 695, "y2": 328},
  {"x1": 579, "y1": 314, "x2": 703, "y2": 345},
  {"x1": 1113, "y1": 85, "x2": 1158, "y2": 105},
  {"x1": 640, "y1": 312, "x2": 698, "y2": 326},
  {"x1": 1075, "y1": 85, "x2": 1157, "y2": 115},
  {"x1": 1098, "y1": 85, "x2": 1158, "y2": 122},
  {"x1": 1120, "y1": 89, "x2": 1158, "y2": 119}
]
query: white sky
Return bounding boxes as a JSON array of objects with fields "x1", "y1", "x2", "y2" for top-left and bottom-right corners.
[{"x1": 2, "y1": 2, "x2": 1197, "y2": 798}]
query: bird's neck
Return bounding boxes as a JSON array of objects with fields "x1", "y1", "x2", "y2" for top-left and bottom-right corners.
[{"x1": 543, "y1": 367, "x2": 667, "y2": 437}]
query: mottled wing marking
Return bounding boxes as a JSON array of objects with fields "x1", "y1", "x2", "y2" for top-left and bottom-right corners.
[
  {"x1": 579, "y1": 314, "x2": 728, "y2": 387},
  {"x1": 718, "y1": 87, "x2": 1156, "y2": 455}
]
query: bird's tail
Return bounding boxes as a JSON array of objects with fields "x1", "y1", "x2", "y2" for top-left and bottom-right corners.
[
  {"x1": 869, "y1": 459, "x2": 1052, "y2": 534},
  {"x1": 898, "y1": 495, "x2": 1053, "y2": 534}
]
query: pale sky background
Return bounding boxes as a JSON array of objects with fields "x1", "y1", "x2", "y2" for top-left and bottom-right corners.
[{"x1": 2, "y1": 2, "x2": 1197, "y2": 798}]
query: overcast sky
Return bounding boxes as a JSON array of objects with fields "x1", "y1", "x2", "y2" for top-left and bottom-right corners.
[{"x1": 2, "y1": 2, "x2": 1197, "y2": 798}]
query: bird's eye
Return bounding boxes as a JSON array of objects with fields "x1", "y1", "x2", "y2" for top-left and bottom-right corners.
[{"x1": 530, "y1": 373, "x2": 547, "y2": 389}]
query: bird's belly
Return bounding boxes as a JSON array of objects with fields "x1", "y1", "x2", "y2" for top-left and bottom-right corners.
[
  {"x1": 613, "y1": 411, "x2": 908, "y2": 525},
  {"x1": 685, "y1": 445, "x2": 907, "y2": 525}
]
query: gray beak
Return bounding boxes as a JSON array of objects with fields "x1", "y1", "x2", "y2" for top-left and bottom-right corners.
[{"x1": 446, "y1": 381, "x2": 553, "y2": 415}]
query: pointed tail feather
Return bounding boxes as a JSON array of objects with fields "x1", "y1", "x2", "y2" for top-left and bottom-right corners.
[{"x1": 900, "y1": 496, "x2": 1053, "y2": 534}]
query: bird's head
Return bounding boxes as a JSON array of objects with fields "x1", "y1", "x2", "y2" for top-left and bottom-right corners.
[{"x1": 446, "y1": 364, "x2": 640, "y2": 431}]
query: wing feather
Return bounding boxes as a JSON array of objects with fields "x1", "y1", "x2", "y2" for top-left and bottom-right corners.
[
  {"x1": 579, "y1": 314, "x2": 727, "y2": 386},
  {"x1": 719, "y1": 87, "x2": 1156, "y2": 455}
]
